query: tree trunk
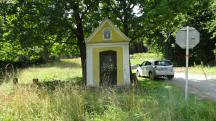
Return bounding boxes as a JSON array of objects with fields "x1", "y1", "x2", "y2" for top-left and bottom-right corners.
[
  {"x1": 74, "y1": 8, "x2": 87, "y2": 84},
  {"x1": 79, "y1": 43, "x2": 86, "y2": 84},
  {"x1": 42, "y1": 43, "x2": 50, "y2": 62}
]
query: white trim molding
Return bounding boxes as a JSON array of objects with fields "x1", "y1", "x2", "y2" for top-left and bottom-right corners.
[
  {"x1": 86, "y1": 46, "x2": 94, "y2": 86},
  {"x1": 123, "y1": 45, "x2": 130, "y2": 85},
  {"x1": 86, "y1": 43, "x2": 131, "y2": 86},
  {"x1": 87, "y1": 42, "x2": 129, "y2": 47}
]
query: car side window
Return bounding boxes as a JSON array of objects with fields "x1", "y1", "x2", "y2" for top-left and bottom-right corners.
[
  {"x1": 145, "y1": 61, "x2": 151, "y2": 66},
  {"x1": 141, "y1": 61, "x2": 146, "y2": 66}
]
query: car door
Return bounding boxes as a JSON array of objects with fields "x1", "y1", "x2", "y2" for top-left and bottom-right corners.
[
  {"x1": 144, "y1": 61, "x2": 152, "y2": 76},
  {"x1": 140, "y1": 61, "x2": 146, "y2": 76},
  {"x1": 141, "y1": 61, "x2": 150, "y2": 76}
]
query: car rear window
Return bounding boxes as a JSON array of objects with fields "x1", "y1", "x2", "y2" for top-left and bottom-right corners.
[{"x1": 155, "y1": 61, "x2": 172, "y2": 66}]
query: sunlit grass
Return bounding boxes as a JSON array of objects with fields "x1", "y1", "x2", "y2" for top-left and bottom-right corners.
[
  {"x1": 130, "y1": 52, "x2": 163, "y2": 65},
  {"x1": 16, "y1": 58, "x2": 82, "y2": 84},
  {"x1": 189, "y1": 66, "x2": 216, "y2": 75},
  {"x1": 175, "y1": 66, "x2": 216, "y2": 75}
]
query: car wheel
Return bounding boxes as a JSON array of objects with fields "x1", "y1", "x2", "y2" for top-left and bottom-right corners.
[
  {"x1": 167, "y1": 75, "x2": 174, "y2": 80},
  {"x1": 136, "y1": 70, "x2": 140, "y2": 77},
  {"x1": 149, "y1": 72, "x2": 155, "y2": 80}
]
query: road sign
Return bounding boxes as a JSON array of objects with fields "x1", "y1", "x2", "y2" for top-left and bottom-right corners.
[
  {"x1": 176, "y1": 27, "x2": 200, "y2": 49},
  {"x1": 175, "y1": 26, "x2": 200, "y2": 101}
]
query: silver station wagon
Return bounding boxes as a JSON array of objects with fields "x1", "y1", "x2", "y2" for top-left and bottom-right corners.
[{"x1": 136, "y1": 60, "x2": 174, "y2": 80}]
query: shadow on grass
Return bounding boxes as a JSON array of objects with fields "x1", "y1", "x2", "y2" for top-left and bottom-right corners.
[
  {"x1": 31, "y1": 77, "x2": 84, "y2": 91},
  {"x1": 35, "y1": 77, "x2": 169, "y2": 94},
  {"x1": 137, "y1": 77, "x2": 175, "y2": 94}
]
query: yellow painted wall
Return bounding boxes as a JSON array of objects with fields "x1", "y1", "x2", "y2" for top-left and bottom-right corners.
[
  {"x1": 89, "y1": 22, "x2": 128, "y2": 43},
  {"x1": 93, "y1": 47, "x2": 124, "y2": 86}
]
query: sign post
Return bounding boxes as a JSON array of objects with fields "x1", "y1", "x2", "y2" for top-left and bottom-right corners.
[
  {"x1": 185, "y1": 26, "x2": 189, "y2": 101},
  {"x1": 176, "y1": 26, "x2": 200, "y2": 101}
]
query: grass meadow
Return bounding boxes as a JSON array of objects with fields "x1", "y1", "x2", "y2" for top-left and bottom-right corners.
[
  {"x1": 0, "y1": 56, "x2": 216, "y2": 121},
  {"x1": 189, "y1": 66, "x2": 216, "y2": 75},
  {"x1": 130, "y1": 52, "x2": 164, "y2": 65}
]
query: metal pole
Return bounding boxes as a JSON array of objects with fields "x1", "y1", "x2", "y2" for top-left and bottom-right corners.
[{"x1": 185, "y1": 26, "x2": 189, "y2": 101}]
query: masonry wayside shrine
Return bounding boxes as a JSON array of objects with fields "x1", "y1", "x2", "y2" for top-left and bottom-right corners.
[{"x1": 85, "y1": 19, "x2": 131, "y2": 87}]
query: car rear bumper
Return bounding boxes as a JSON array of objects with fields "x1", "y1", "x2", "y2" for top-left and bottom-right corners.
[{"x1": 155, "y1": 70, "x2": 174, "y2": 76}]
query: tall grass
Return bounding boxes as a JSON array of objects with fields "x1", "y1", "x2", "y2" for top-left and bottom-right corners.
[
  {"x1": 0, "y1": 58, "x2": 216, "y2": 121},
  {"x1": 0, "y1": 79, "x2": 216, "y2": 121},
  {"x1": 0, "y1": 85, "x2": 84, "y2": 121}
]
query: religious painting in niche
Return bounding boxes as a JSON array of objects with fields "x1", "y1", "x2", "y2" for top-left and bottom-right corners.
[{"x1": 104, "y1": 28, "x2": 112, "y2": 40}]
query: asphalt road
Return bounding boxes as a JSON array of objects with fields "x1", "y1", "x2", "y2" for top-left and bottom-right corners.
[
  {"x1": 169, "y1": 72, "x2": 216, "y2": 101},
  {"x1": 132, "y1": 65, "x2": 216, "y2": 101}
]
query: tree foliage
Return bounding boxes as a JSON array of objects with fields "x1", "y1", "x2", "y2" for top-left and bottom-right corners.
[
  {"x1": 0, "y1": 0, "x2": 216, "y2": 80},
  {"x1": 139, "y1": 0, "x2": 216, "y2": 65}
]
